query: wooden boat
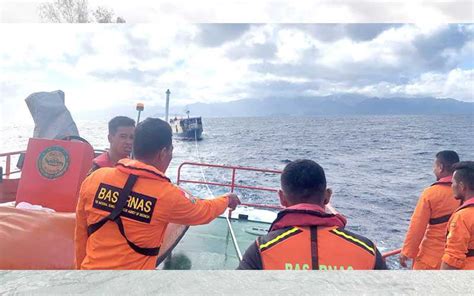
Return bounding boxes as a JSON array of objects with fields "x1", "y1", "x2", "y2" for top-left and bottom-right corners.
[{"x1": 169, "y1": 112, "x2": 203, "y2": 141}]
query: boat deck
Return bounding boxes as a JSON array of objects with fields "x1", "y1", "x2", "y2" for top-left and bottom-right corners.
[{"x1": 164, "y1": 216, "x2": 271, "y2": 270}]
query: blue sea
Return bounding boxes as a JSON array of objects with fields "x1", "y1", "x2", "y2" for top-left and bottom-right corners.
[{"x1": 1, "y1": 114, "x2": 473, "y2": 269}]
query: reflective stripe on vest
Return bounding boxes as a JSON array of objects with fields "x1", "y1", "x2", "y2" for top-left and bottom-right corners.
[
  {"x1": 259, "y1": 227, "x2": 376, "y2": 270},
  {"x1": 259, "y1": 227, "x2": 302, "y2": 252},
  {"x1": 330, "y1": 229, "x2": 375, "y2": 255},
  {"x1": 87, "y1": 174, "x2": 160, "y2": 257}
]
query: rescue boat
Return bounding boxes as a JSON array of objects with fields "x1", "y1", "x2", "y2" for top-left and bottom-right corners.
[
  {"x1": 0, "y1": 148, "x2": 276, "y2": 269},
  {"x1": 0, "y1": 91, "x2": 400, "y2": 270},
  {"x1": 1, "y1": 151, "x2": 401, "y2": 269}
]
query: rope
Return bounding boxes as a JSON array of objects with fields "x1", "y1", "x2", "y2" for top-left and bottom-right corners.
[{"x1": 192, "y1": 129, "x2": 243, "y2": 261}]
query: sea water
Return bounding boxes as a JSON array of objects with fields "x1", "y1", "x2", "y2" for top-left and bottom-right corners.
[{"x1": 1, "y1": 114, "x2": 473, "y2": 269}]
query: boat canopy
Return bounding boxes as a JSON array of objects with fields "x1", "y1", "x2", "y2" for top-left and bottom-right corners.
[{"x1": 25, "y1": 90, "x2": 79, "y2": 139}]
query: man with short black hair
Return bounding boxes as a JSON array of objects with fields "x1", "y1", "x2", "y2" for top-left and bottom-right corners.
[
  {"x1": 400, "y1": 150, "x2": 461, "y2": 269},
  {"x1": 75, "y1": 118, "x2": 241, "y2": 269},
  {"x1": 441, "y1": 161, "x2": 474, "y2": 270},
  {"x1": 238, "y1": 159, "x2": 387, "y2": 270},
  {"x1": 90, "y1": 116, "x2": 135, "y2": 172}
]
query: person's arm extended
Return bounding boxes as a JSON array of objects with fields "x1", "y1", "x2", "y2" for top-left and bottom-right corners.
[
  {"x1": 400, "y1": 190, "x2": 431, "y2": 267},
  {"x1": 441, "y1": 214, "x2": 469, "y2": 270},
  {"x1": 166, "y1": 187, "x2": 240, "y2": 225},
  {"x1": 74, "y1": 178, "x2": 90, "y2": 269}
]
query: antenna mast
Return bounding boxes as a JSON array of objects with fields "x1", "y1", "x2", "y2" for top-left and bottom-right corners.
[{"x1": 165, "y1": 89, "x2": 170, "y2": 122}]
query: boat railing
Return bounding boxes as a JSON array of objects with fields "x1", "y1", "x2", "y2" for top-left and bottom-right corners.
[
  {"x1": 177, "y1": 162, "x2": 283, "y2": 261},
  {"x1": 0, "y1": 151, "x2": 24, "y2": 178},
  {"x1": 177, "y1": 161, "x2": 284, "y2": 210},
  {"x1": 382, "y1": 248, "x2": 401, "y2": 259},
  {"x1": 177, "y1": 161, "x2": 402, "y2": 263}
]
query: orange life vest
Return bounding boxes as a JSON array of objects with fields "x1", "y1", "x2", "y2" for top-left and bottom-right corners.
[
  {"x1": 247, "y1": 204, "x2": 385, "y2": 270},
  {"x1": 401, "y1": 176, "x2": 460, "y2": 269},
  {"x1": 92, "y1": 152, "x2": 113, "y2": 168},
  {"x1": 75, "y1": 159, "x2": 229, "y2": 270},
  {"x1": 442, "y1": 198, "x2": 474, "y2": 269}
]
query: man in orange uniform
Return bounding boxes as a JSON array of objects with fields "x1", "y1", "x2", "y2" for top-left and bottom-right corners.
[
  {"x1": 90, "y1": 116, "x2": 135, "y2": 172},
  {"x1": 75, "y1": 118, "x2": 241, "y2": 269},
  {"x1": 400, "y1": 150, "x2": 460, "y2": 269},
  {"x1": 441, "y1": 161, "x2": 474, "y2": 270},
  {"x1": 238, "y1": 159, "x2": 387, "y2": 270}
]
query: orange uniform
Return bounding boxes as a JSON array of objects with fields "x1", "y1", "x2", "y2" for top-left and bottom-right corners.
[
  {"x1": 238, "y1": 204, "x2": 387, "y2": 270},
  {"x1": 441, "y1": 198, "x2": 474, "y2": 270},
  {"x1": 75, "y1": 159, "x2": 228, "y2": 270},
  {"x1": 401, "y1": 176, "x2": 461, "y2": 269}
]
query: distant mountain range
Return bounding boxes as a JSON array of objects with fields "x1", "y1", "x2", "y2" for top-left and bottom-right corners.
[
  {"x1": 170, "y1": 95, "x2": 474, "y2": 117},
  {"x1": 76, "y1": 95, "x2": 474, "y2": 120}
]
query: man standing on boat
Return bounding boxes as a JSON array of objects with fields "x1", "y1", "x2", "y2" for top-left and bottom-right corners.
[
  {"x1": 441, "y1": 161, "x2": 474, "y2": 270},
  {"x1": 75, "y1": 118, "x2": 241, "y2": 269},
  {"x1": 400, "y1": 151, "x2": 460, "y2": 269},
  {"x1": 238, "y1": 159, "x2": 387, "y2": 270},
  {"x1": 90, "y1": 116, "x2": 135, "y2": 173}
]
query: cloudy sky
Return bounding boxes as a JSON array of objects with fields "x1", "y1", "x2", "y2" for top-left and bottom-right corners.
[{"x1": 0, "y1": 1, "x2": 473, "y2": 122}]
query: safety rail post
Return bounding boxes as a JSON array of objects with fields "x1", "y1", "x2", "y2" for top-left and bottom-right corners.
[
  {"x1": 5, "y1": 154, "x2": 10, "y2": 177},
  {"x1": 177, "y1": 164, "x2": 182, "y2": 185},
  {"x1": 227, "y1": 167, "x2": 239, "y2": 259},
  {"x1": 0, "y1": 151, "x2": 24, "y2": 178},
  {"x1": 230, "y1": 168, "x2": 236, "y2": 193}
]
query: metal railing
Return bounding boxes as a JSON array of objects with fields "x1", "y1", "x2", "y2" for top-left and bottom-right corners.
[
  {"x1": 177, "y1": 162, "x2": 284, "y2": 261},
  {"x1": 177, "y1": 162, "x2": 284, "y2": 209},
  {"x1": 177, "y1": 161, "x2": 402, "y2": 262},
  {"x1": 0, "y1": 150, "x2": 24, "y2": 178},
  {"x1": 382, "y1": 248, "x2": 401, "y2": 259}
]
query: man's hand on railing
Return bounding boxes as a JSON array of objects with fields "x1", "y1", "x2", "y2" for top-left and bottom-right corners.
[
  {"x1": 399, "y1": 254, "x2": 412, "y2": 268},
  {"x1": 224, "y1": 193, "x2": 241, "y2": 210}
]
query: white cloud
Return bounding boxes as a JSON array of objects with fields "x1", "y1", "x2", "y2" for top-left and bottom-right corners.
[
  {"x1": 335, "y1": 68, "x2": 474, "y2": 102},
  {"x1": 276, "y1": 28, "x2": 314, "y2": 64},
  {"x1": 407, "y1": 69, "x2": 474, "y2": 101},
  {"x1": 0, "y1": 23, "x2": 472, "y2": 123}
]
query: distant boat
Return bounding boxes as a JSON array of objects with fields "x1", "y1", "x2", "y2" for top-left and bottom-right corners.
[{"x1": 169, "y1": 110, "x2": 203, "y2": 140}]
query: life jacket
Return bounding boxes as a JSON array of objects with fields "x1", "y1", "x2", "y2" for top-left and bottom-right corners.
[
  {"x1": 92, "y1": 152, "x2": 113, "y2": 168},
  {"x1": 76, "y1": 158, "x2": 228, "y2": 270},
  {"x1": 87, "y1": 173, "x2": 160, "y2": 257},
  {"x1": 428, "y1": 176, "x2": 460, "y2": 225},
  {"x1": 451, "y1": 198, "x2": 474, "y2": 258},
  {"x1": 85, "y1": 160, "x2": 175, "y2": 257},
  {"x1": 258, "y1": 204, "x2": 379, "y2": 270}
]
